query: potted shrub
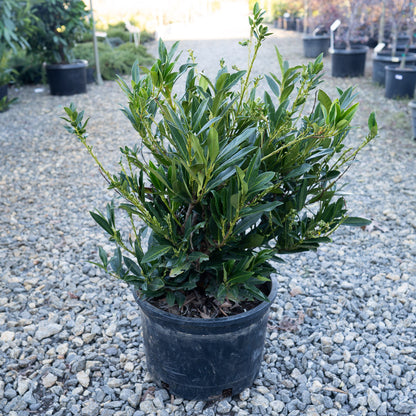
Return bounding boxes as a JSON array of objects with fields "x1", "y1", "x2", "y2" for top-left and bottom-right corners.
[
  {"x1": 373, "y1": 0, "x2": 416, "y2": 86},
  {"x1": 0, "y1": 0, "x2": 32, "y2": 109},
  {"x1": 63, "y1": 3, "x2": 377, "y2": 401},
  {"x1": 330, "y1": 0, "x2": 370, "y2": 77},
  {"x1": 28, "y1": 0, "x2": 90, "y2": 96},
  {"x1": 383, "y1": 0, "x2": 416, "y2": 98},
  {"x1": 302, "y1": 0, "x2": 342, "y2": 58},
  {"x1": 271, "y1": 0, "x2": 288, "y2": 28}
]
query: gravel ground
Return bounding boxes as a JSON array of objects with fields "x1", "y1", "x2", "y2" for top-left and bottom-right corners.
[{"x1": 1, "y1": 22, "x2": 416, "y2": 416}]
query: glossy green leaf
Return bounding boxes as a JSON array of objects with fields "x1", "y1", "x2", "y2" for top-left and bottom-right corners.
[
  {"x1": 142, "y1": 245, "x2": 172, "y2": 263},
  {"x1": 342, "y1": 217, "x2": 371, "y2": 227}
]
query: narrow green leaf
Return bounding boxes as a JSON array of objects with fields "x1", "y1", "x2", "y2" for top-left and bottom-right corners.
[
  {"x1": 342, "y1": 217, "x2": 371, "y2": 227},
  {"x1": 142, "y1": 244, "x2": 172, "y2": 263},
  {"x1": 90, "y1": 211, "x2": 113, "y2": 235},
  {"x1": 99, "y1": 247, "x2": 108, "y2": 268},
  {"x1": 265, "y1": 74, "x2": 280, "y2": 97},
  {"x1": 368, "y1": 112, "x2": 378, "y2": 136},
  {"x1": 207, "y1": 127, "x2": 219, "y2": 162},
  {"x1": 124, "y1": 257, "x2": 142, "y2": 277}
]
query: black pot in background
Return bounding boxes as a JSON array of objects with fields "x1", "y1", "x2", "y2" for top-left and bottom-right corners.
[
  {"x1": 302, "y1": 35, "x2": 330, "y2": 58},
  {"x1": 385, "y1": 65, "x2": 416, "y2": 99},
  {"x1": 397, "y1": 45, "x2": 416, "y2": 53},
  {"x1": 86, "y1": 67, "x2": 95, "y2": 84},
  {"x1": 134, "y1": 277, "x2": 278, "y2": 401},
  {"x1": 296, "y1": 18, "x2": 304, "y2": 33},
  {"x1": 329, "y1": 46, "x2": 368, "y2": 77},
  {"x1": 0, "y1": 84, "x2": 7, "y2": 101},
  {"x1": 373, "y1": 51, "x2": 416, "y2": 85},
  {"x1": 45, "y1": 60, "x2": 88, "y2": 96},
  {"x1": 396, "y1": 34, "x2": 411, "y2": 48},
  {"x1": 284, "y1": 17, "x2": 296, "y2": 31}
]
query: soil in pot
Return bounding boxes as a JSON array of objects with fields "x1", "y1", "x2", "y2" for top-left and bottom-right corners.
[
  {"x1": 302, "y1": 35, "x2": 330, "y2": 58},
  {"x1": 133, "y1": 277, "x2": 278, "y2": 400},
  {"x1": 385, "y1": 66, "x2": 416, "y2": 99},
  {"x1": 46, "y1": 60, "x2": 87, "y2": 96},
  {"x1": 330, "y1": 46, "x2": 368, "y2": 78},
  {"x1": 372, "y1": 50, "x2": 416, "y2": 85}
]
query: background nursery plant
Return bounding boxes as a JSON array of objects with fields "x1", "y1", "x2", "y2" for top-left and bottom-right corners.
[{"x1": 64, "y1": 4, "x2": 377, "y2": 317}]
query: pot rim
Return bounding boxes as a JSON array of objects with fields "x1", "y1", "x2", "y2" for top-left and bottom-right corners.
[
  {"x1": 385, "y1": 65, "x2": 416, "y2": 73},
  {"x1": 133, "y1": 274, "x2": 278, "y2": 326},
  {"x1": 329, "y1": 46, "x2": 369, "y2": 55},
  {"x1": 302, "y1": 35, "x2": 330, "y2": 40},
  {"x1": 45, "y1": 60, "x2": 88, "y2": 70},
  {"x1": 372, "y1": 53, "x2": 416, "y2": 62}
]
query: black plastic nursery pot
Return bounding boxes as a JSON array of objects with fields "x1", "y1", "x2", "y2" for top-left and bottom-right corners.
[
  {"x1": 0, "y1": 84, "x2": 7, "y2": 101},
  {"x1": 86, "y1": 67, "x2": 95, "y2": 84},
  {"x1": 45, "y1": 60, "x2": 87, "y2": 96},
  {"x1": 385, "y1": 66, "x2": 416, "y2": 99},
  {"x1": 283, "y1": 17, "x2": 296, "y2": 31},
  {"x1": 329, "y1": 47, "x2": 368, "y2": 78},
  {"x1": 302, "y1": 35, "x2": 330, "y2": 58},
  {"x1": 133, "y1": 277, "x2": 278, "y2": 401},
  {"x1": 372, "y1": 51, "x2": 416, "y2": 85}
]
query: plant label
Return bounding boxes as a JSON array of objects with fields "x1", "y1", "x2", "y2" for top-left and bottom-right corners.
[
  {"x1": 395, "y1": 74, "x2": 403, "y2": 80},
  {"x1": 330, "y1": 20, "x2": 341, "y2": 32},
  {"x1": 374, "y1": 43, "x2": 386, "y2": 53}
]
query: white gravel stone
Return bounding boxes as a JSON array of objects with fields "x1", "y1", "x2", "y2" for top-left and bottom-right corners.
[
  {"x1": 310, "y1": 380, "x2": 323, "y2": 393},
  {"x1": 35, "y1": 321, "x2": 63, "y2": 340},
  {"x1": 391, "y1": 364, "x2": 402, "y2": 376},
  {"x1": 42, "y1": 373, "x2": 58, "y2": 388},
  {"x1": 140, "y1": 400, "x2": 155, "y2": 413},
  {"x1": 239, "y1": 388, "x2": 250, "y2": 401},
  {"x1": 105, "y1": 322, "x2": 117, "y2": 337},
  {"x1": 107, "y1": 377, "x2": 123, "y2": 388},
  {"x1": 17, "y1": 378, "x2": 30, "y2": 396},
  {"x1": 216, "y1": 399, "x2": 232, "y2": 413},
  {"x1": 251, "y1": 394, "x2": 270, "y2": 407},
  {"x1": 1, "y1": 331, "x2": 15, "y2": 342},
  {"x1": 76, "y1": 371, "x2": 90, "y2": 388},
  {"x1": 270, "y1": 400, "x2": 285, "y2": 412},
  {"x1": 367, "y1": 388, "x2": 381, "y2": 411},
  {"x1": 56, "y1": 343, "x2": 69, "y2": 356}
]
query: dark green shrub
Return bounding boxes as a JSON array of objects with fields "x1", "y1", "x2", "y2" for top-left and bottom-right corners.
[
  {"x1": 72, "y1": 41, "x2": 154, "y2": 81},
  {"x1": 9, "y1": 50, "x2": 44, "y2": 85},
  {"x1": 106, "y1": 28, "x2": 130, "y2": 43},
  {"x1": 115, "y1": 43, "x2": 154, "y2": 66},
  {"x1": 28, "y1": 0, "x2": 90, "y2": 64},
  {"x1": 139, "y1": 29, "x2": 155, "y2": 44},
  {"x1": 64, "y1": 4, "x2": 377, "y2": 307},
  {"x1": 107, "y1": 22, "x2": 126, "y2": 31}
]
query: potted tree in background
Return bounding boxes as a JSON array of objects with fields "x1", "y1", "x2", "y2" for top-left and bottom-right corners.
[
  {"x1": 270, "y1": 0, "x2": 288, "y2": 28},
  {"x1": 28, "y1": 0, "x2": 90, "y2": 96},
  {"x1": 383, "y1": 0, "x2": 416, "y2": 98},
  {"x1": 302, "y1": 0, "x2": 333, "y2": 58},
  {"x1": 63, "y1": 3, "x2": 377, "y2": 401},
  {"x1": 373, "y1": 0, "x2": 416, "y2": 86},
  {"x1": 330, "y1": 0, "x2": 370, "y2": 77}
]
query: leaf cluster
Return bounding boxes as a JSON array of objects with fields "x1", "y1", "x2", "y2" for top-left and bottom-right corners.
[
  {"x1": 63, "y1": 3, "x2": 377, "y2": 308},
  {"x1": 28, "y1": 0, "x2": 90, "y2": 64}
]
